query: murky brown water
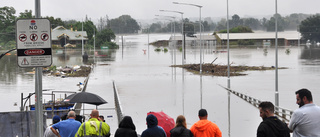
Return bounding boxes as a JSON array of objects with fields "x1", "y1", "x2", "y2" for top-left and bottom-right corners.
[{"x1": 1, "y1": 33, "x2": 320, "y2": 136}]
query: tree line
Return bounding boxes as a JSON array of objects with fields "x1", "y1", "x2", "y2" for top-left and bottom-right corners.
[{"x1": 1, "y1": 5, "x2": 320, "y2": 50}]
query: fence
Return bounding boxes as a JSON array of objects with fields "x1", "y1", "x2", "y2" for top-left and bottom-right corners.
[
  {"x1": 113, "y1": 81, "x2": 124, "y2": 125},
  {"x1": 219, "y1": 85, "x2": 293, "y2": 123}
]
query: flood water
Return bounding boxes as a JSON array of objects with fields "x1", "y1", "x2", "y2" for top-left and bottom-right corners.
[{"x1": 1, "y1": 33, "x2": 320, "y2": 137}]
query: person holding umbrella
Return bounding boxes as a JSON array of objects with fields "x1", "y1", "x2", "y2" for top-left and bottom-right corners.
[{"x1": 170, "y1": 115, "x2": 193, "y2": 137}]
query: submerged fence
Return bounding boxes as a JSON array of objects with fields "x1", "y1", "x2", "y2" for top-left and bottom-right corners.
[{"x1": 220, "y1": 85, "x2": 293, "y2": 123}]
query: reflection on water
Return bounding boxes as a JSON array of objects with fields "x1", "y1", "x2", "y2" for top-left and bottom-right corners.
[
  {"x1": 0, "y1": 49, "x2": 117, "y2": 85},
  {"x1": 300, "y1": 46, "x2": 320, "y2": 65},
  {"x1": 0, "y1": 54, "x2": 33, "y2": 85}
]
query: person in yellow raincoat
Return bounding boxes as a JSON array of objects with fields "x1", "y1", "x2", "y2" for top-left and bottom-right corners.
[{"x1": 75, "y1": 109, "x2": 110, "y2": 137}]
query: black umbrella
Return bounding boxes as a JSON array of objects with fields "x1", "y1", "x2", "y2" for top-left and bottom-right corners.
[{"x1": 64, "y1": 92, "x2": 107, "y2": 106}]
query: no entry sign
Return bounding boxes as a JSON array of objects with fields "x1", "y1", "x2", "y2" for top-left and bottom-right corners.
[{"x1": 16, "y1": 18, "x2": 52, "y2": 67}]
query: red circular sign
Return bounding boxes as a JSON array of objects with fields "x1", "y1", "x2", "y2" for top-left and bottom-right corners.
[
  {"x1": 19, "y1": 34, "x2": 27, "y2": 42},
  {"x1": 30, "y1": 34, "x2": 38, "y2": 41},
  {"x1": 41, "y1": 33, "x2": 49, "y2": 41}
]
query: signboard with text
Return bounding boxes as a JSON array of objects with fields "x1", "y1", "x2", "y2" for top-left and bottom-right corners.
[{"x1": 16, "y1": 19, "x2": 52, "y2": 67}]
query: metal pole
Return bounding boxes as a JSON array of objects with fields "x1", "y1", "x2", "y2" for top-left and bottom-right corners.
[
  {"x1": 64, "y1": 34, "x2": 66, "y2": 64},
  {"x1": 159, "y1": 10, "x2": 183, "y2": 64},
  {"x1": 227, "y1": 0, "x2": 231, "y2": 137},
  {"x1": 82, "y1": 21, "x2": 84, "y2": 55},
  {"x1": 199, "y1": 7, "x2": 202, "y2": 74},
  {"x1": 94, "y1": 29, "x2": 96, "y2": 63},
  {"x1": 181, "y1": 14, "x2": 184, "y2": 65},
  {"x1": 35, "y1": 1, "x2": 43, "y2": 137},
  {"x1": 20, "y1": 93, "x2": 23, "y2": 111},
  {"x1": 173, "y1": 20, "x2": 176, "y2": 65},
  {"x1": 148, "y1": 27, "x2": 150, "y2": 59},
  {"x1": 275, "y1": 0, "x2": 279, "y2": 107}
]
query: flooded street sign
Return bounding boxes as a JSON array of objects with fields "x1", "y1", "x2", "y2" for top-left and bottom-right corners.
[{"x1": 16, "y1": 19, "x2": 52, "y2": 67}]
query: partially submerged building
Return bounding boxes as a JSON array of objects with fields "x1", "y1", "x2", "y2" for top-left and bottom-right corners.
[
  {"x1": 51, "y1": 26, "x2": 88, "y2": 47},
  {"x1": 217, "y1": 31, "x2": 301, "y2": 46},
  {"x1": 170, "y1": 31, "x2": 302, "y2": 47}
]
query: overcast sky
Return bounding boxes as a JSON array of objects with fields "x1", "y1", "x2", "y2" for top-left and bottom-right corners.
[{"x1": 3, "y1": 0, "x2": 319, "y2": 23}]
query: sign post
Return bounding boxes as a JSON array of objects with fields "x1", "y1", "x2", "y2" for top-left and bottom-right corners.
[
  {"x1": 16, "y1": 19, "x2": 52, "y2": 67},
  {"x1": 16, "y1": 18, "x2": 51, "y2": 137}
]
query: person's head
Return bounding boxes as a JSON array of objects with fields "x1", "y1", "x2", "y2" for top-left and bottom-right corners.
[
  {"x1": 90, "y1": 109, "x2": 99, "y2": 119},
  {"x1": 67, "y1": 111, "x2": 76, "y2": 119},
  {"x1": 296, "y1": 88, "x2": 313, "y2": 107},
  {"x1": 146, "y1": 114, "x2": 158, "y2": 128},
  {"x1": 198, "y1": 109, "x2": 208, "y2": 120},
  {"x1": 258, "y1": 101, "x2": 275, "y2": 120},
  {"x1": 52, "y1": 115, "x2": 60, "y2": 124},
  {"x1": 175, "y1": 115, "x2": 187, "y2": 128},
  {"x1": 119, "y1": 116, "x2": 136, "y2": 130},
  {"x1": 99, "y1": 115, "x2": 105, "y2": 122}
]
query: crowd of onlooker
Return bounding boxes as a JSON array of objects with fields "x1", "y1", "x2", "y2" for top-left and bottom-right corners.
[{"x1": 44, "y1": 88, "x2": 320, "y2": 137}]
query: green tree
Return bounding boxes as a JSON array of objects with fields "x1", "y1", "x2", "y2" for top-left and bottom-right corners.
[
  {"x1": 96, "y1": 28, "x2": 116, "y2": 48},
  {"x1": 45, "y1": 16, "x2": 65, "y2": 29},
  {"x1": 0, "y1": 6, "x2": 16, "y2": 47},
  {"x1": 299, "y1": 14, "x2": 320, "y2": 42},
  {"x1": 264, "y1": 14, "x2": 286, "y2": 31},
  {"x1": 219, "y1": 26, "x2": 253, "y2": 33},
  {"x1": 96, "y1": 28, "x2": 115, "y2": 44},
  {"x1": 243, "y1": 18, "x2": 261, "y2": 30},
  {"x1": 108, "y1": 15, "x2": 140, "y2": 34},
  {"x1": 149, "y1": 23, "x2": 162, "y2": 33},
  {"x1": 18, "y1": 10, "x2": 33, "y2": 19},
  {"x1": 230, "y1": 14, "x2": 242, "y2": 28},
  {"x1": 68, "y1": 20, "x2": 96, "y2": 45}
]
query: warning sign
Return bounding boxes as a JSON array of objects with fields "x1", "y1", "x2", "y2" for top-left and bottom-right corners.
[
  {"x1": 16, "y1": 19, "x2": 52, "y2": 67},
  {"x1": 19, "y1": 34, "x2": 27, "y2": 42},
  {"x1": 41, "y1": 33, "x2": 49, "y2": 41},
  {"x1": 21, "y1": 58, "x2": 29, "y2": 65},
  {"x1": 30, "y1": 34, "x2": 38, "y2": 41}
]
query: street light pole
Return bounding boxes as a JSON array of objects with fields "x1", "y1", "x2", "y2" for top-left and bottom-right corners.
[
  {"x1": 93, "y1": 29, "x2": 96, "y2": 63},
  {"x1": 159, "y1": 15, "x2": 176, "y2": 65},
  {"x1": 227, "y1": 0, "x2": 231, "y2": 137},
  {"x1": 160, "y1": 10, "x2": 184, "y2": 65},
  {"x1": 173, "y1": 2, "x2": 202, "y2": 73},
  {"x1": 275, "y1": 0, "x2": 279, "y2": 107}
]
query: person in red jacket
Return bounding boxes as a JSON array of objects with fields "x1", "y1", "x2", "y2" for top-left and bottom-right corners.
[{"x1": 190, "y1": 109, "x2": 222, "y2": 137}]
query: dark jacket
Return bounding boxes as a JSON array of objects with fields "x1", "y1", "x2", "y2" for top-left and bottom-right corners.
[
  {"x1": 257, "y1": 116, "x2": 290, "y2": 137},
  {"x1": 141, "y1": 114, "x2": 166, "y2": 137},
  {"x1": 115, "y1": 116, "x2": 138, "y2": 137},
  {"x1": 170, "y1": 126, "x2": 193, "y2": 137}
]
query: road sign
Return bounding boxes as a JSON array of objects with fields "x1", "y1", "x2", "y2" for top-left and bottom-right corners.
[{"x1": 16, "y1": 18, "x2": 52, "y2": 67}]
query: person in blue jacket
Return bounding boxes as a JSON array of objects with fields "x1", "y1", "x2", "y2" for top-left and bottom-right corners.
[{"x1": 141, "y1": 114, "x2": 166, "y2": 137}]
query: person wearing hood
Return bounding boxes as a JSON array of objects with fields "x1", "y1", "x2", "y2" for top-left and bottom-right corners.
[
  {"x1": 190, "y1": 109, "x2": 221, "y2": 137},
  {"x1": 170, "y1": 115, "x2": 193, "y2": 137},
  {"x1": 141, "y1": 114, "x2": 167, "y2": 137},
  {"x1": 257, "y1": 101, "x2": 290, "y2": 137},
  {"x1": 114, "y1": 116, "x2": 138, "y2": 137}
]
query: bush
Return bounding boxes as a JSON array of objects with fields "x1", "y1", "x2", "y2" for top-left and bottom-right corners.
[
  {"x1": 154, "y1": 48, "x2": 161, "y2": 52},
  {"x1": 219, "y1": 26, "x2": 253, "y2": 33},
  {"x1": 237, "y1": 39, "x2": 255, "y2": 45},
  {"x1": 101, "y1": 42, "x2": 119, "y2": 49}
]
